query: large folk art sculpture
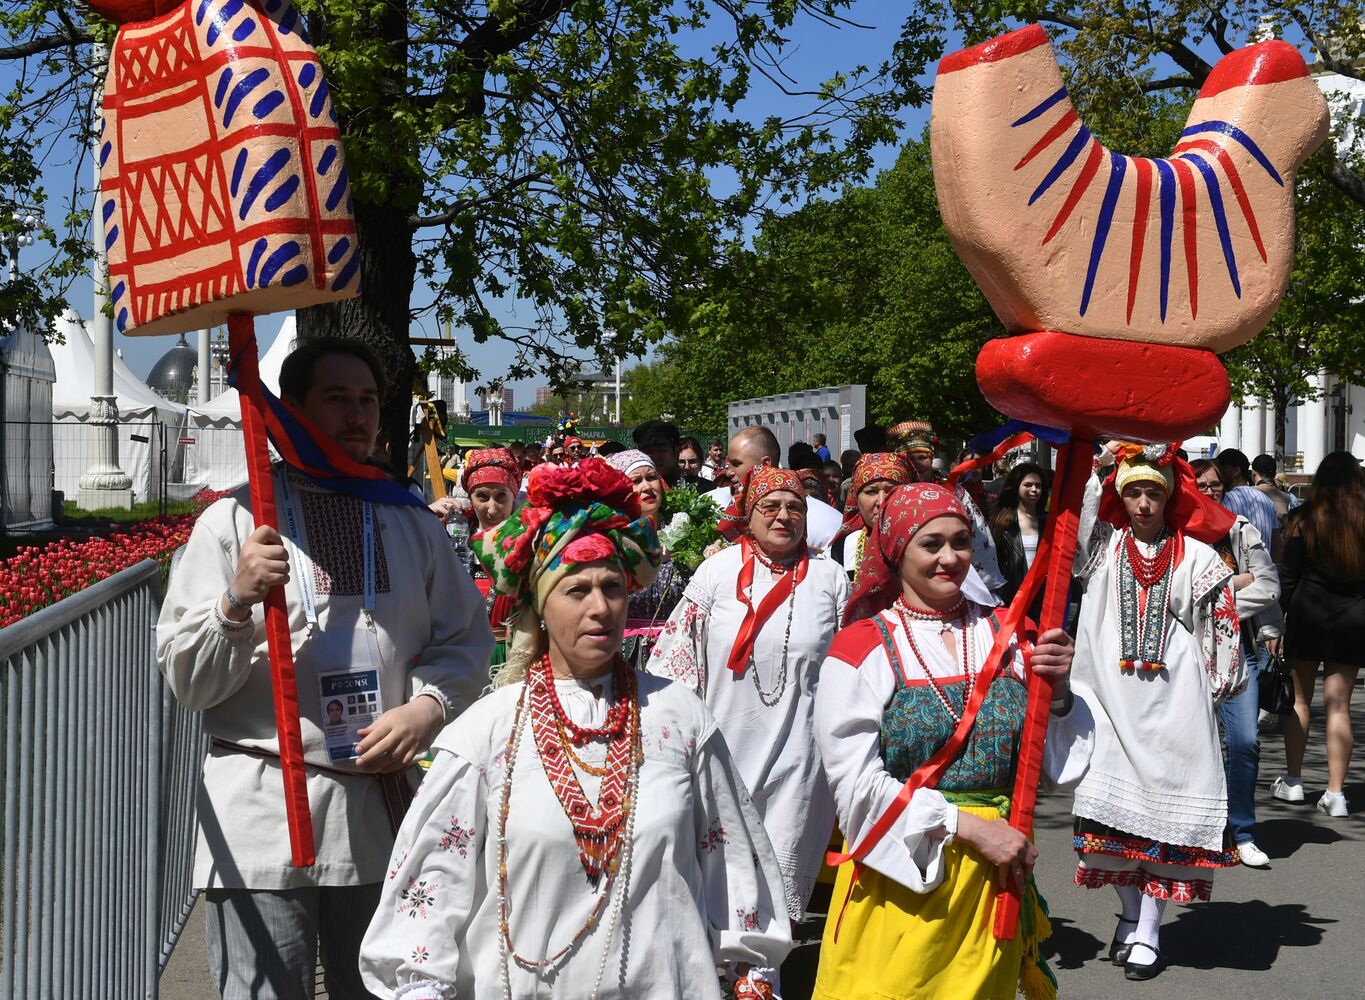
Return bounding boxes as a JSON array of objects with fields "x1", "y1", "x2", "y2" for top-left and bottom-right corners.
[
  {"x1": 91, "y1": 0, "x2": 374, "y2": 866},
  {"x1": 835, "y1": 24, "x2": 1329, "y2": 940}
]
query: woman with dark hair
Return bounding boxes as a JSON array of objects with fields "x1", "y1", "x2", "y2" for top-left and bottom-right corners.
[
  {"x1": 989, "y1": 463, "x2": 1049, "y2": 608},
  {"x1": 1273, "y1": 451, "x2": 1365, "y2": 817}
]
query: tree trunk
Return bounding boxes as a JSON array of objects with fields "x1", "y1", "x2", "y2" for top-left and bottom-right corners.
[{"x1": 1272, "y1": 387, "x2": 1290, "y2": 462}]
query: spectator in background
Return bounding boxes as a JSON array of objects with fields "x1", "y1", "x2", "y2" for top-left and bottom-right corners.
[
  {"x1": 679, "y1": 435, "x2": 712, "y2": 481},
  {"x1": 1274, "y1": 452, "x2": 1365, "y2": 818},
  {"x1": 633, "y1": 418, "x2": 684, "y2": 486},
  {"x1": 1215, "y1": 448, "x2": 1279, "y2": 556},
  {"x1": 1193, "y1": 459, "x2": 1282, "y2": 869},
  {"x1": 839, "y1": 449, "x2": 861, "y2": 505},
  {"x1": 522, "y1": 441, "x2": 543, "y2": 471},
  {"x1": 821, "y1": 460, "x2": 845, "y2": 503},
  {"x1": 704, "y1": 439, "x2": 726, "y2": 479},
  {"x1": 547, "y1": 441, "x2": 565, "y2": 465},
  {"x1": 990, "y1": 462, "x2": 1049, "y2": 610},
  {"x1": 1252, "y1": 453, "x2": 1299, "y2": 526},
  {"x1": 812, "y1": 432, "x2": 832, "y2": 462},
  {"x1": 712, "y1": 427, "x2": 845, "y2": 553}
]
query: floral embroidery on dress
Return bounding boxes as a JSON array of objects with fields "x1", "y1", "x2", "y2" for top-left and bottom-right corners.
[
  {"x1": 411, "y1": 945, "x2": 429, "y2": 964},
  {"x1": 701, "y1": 821, "x2": 728, "y2": 853},
  {"x1": 735, "y1": 907, "x2": 760, "y2": 932},
  {"x1": 438, "y1": 816, "x2": 475, "y2": 857},
  {"x1": 397, "y1": 877, "x2": 438, "y2": 919},
  {"x1": 387, "y1": 851, "x2": 408, "y2": 880}
]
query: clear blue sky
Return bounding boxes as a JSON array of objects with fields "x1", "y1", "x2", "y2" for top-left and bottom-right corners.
[{"x1": 3, "y1": 0, "x2": 927, "y2": 405}]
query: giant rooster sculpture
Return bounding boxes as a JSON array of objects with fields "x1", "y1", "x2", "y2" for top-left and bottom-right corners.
[
  {"x1": 833, "y1": 23, "x2": 1329, "y2": 942},
  {"x1": 90, "y1": 0, "x2": 374, "y2": 867}
]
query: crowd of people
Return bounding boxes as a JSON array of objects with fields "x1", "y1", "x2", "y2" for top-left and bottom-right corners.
[{"x1": 157, "y1": 336, "x2": 1362, "y2": 999}]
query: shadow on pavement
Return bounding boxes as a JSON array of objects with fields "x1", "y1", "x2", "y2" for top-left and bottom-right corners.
[
  {"x1": 1256, "y1": 816, "x2": 1347, "y2": 860},
  {"x1": 1041, "y1": 915, "x2": 1105, "y2": 970},
  {"x1": 1163, "y1": 901, "x2": 1336, "y2": 971}
]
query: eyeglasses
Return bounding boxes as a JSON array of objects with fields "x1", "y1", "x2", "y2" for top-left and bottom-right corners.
[{"x1": 754, "y1": 500, "x2": 806, "y2": 519}]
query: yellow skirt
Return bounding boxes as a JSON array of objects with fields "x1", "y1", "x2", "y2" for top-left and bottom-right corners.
[{"x1": 812, "y1": 803, "x2": 1042, "y2": 1000}]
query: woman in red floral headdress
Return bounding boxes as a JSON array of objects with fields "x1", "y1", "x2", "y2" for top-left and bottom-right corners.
[
  {"x1": 361, "y1": 459, "x2": 791, "y2": 1000},
  {"x1": 461, "y1": 447, "x2": 523, "y2": 673}
]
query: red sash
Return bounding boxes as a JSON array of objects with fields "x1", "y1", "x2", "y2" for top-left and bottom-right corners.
[{"x1": 725, "y1": 538, "x2": 809, "y2": 675}]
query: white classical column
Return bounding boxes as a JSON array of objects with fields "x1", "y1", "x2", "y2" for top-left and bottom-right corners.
[
  {"x1": 1302, "y1": 370, "x2": 1329, "y2": 474},
  {"x1": 196, "y1": 329, "x2": 211, "y2": 405},
  {"x1": 1221, "y1": 401, "x2": 1242, "y2": 452},
  {"x1": 77, "y1": 41, "x2": 134, "y2": 509},
  {"x1": 1240, "y1": 395, "x2": 1266, "y2": 457}
]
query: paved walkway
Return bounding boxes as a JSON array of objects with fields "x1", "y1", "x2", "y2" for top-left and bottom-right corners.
[{"x1": 164, "y1": 687, "x2": 1364, "y2": 998}]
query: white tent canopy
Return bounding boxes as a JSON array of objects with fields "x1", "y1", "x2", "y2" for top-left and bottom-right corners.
[
  {"x1": 50, "y1": 309, "x2": 188, "y2": 505},
  {"x1": 180, "y1": 315, "x2": 294, "y2": 491}
]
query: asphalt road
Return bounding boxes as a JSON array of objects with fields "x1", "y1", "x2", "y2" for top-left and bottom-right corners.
[{"x1": 163, "y1": 688, "x2": 1364, "y2": 999}]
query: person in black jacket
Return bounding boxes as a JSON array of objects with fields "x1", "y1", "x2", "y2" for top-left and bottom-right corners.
[
  {"x1": 1274, "y1": 452, "x2": 1365, "y2": 818},
  {"x1": 989, "y1": 462, "x2": 1049, "y2": 609}
]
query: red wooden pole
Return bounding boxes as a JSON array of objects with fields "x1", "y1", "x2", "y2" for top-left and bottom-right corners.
[
  {"x1": 993, "y1": 439, "x2": 1092, "y2": 939},
  {"x1": 228, "y1": 312, "x2": 316, "y2": 867}
]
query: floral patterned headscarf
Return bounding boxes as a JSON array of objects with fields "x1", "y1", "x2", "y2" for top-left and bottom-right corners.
[
  {"x1": 718, "y1": 464, "x2": 807, "y2": 540},
  {"x1": 843, "y1": 483, "x2": 971, "y2": 626},
  {"x1": 837, "y1": 452, "x2": 912, "y2": 541},
  {"x1": 473, "y1": 458, "x2": 661, "y2": 612},
  {"x1": 461, "y1": 447, "x2": 521, "y2": 496}
]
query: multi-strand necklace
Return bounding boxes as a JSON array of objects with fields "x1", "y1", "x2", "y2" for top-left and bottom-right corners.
[
  {"x1": 747, "y1": 545, "x2": 800, "y2": 705},
  {"x1": 495, "y1": 654, "x2": 642, "y2": 996},
  {"x1": 894, "y1": 597, "x2": 975, "y2": 724},
  {"x1": 1118, "y1": 528, "x2": 1175, "y2": 672}
]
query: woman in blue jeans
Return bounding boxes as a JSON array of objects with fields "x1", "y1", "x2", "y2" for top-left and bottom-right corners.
[{"x1": 1194, "y1": 460, "x2": 1283, "y2": 868}]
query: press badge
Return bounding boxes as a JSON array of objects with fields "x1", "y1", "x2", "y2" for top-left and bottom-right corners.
[{"x1": 318, "y1": 625, "x2": 385, "y2": 762}]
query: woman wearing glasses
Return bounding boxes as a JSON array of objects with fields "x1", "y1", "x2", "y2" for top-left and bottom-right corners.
[{"x1": 652, "y1": 466, "x2": 850, "y2": 928}]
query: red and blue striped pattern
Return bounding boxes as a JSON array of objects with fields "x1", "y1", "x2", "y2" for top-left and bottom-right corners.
[{"x1": 1011, "y1": 87, "x2": 1274, "y2": 323}]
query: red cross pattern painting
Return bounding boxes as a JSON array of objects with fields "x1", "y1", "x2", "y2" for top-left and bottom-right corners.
[{"x1": 91, "y1": 0, "x2": 365, "y2": 867}]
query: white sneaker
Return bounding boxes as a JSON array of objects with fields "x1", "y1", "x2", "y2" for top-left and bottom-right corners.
[
  {"x1": 1317, "y1": 792, "x2": 1349, "y2": 818},
  {"x1": 1237, "y1": 842, "x2": 1271, "y2": 868},
  {"x1": 1272, "y1": 777, "x2": 1304, "y2": 803}
]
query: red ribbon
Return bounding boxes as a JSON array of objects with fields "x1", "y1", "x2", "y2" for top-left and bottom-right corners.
[
  {"x1": 725, "y1": 538, "x2": 809, "y2": 675},
  {"x1": 992, "y1": 439, "x2": 1091, "y2": 940},
  {"x1": 945, "y1": 430, "x2": 1037, "y2": 491},
  {"x1": 229, "y1": 312, "x2": 315, "y2": 868}
]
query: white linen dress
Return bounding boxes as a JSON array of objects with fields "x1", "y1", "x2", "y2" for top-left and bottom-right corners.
[
  {"x1": 649, "y1": 544, "x2": 849, "y2": 918},
  {"x1": 359, "y1": 670, "x2": 791, "y2": 999}
]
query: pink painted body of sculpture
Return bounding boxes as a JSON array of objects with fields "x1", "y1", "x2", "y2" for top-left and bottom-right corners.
[{"x1": 95, "y1": 0, "x2": 360, "y2": 337}]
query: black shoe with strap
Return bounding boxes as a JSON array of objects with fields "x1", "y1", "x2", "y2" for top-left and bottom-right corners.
[
  {"x1": 1109, "y1": 915, "x2": 1137, "y2": 966},
  {"x1": 1124, "y1": 944, "x2": 1166, "y2": 981}
]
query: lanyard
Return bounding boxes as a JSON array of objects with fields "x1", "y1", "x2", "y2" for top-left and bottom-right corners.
[{"x1": 281, "y1": 476, "x2": 377, "y2": 626}]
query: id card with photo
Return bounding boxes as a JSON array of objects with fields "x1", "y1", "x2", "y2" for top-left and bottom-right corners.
[{"x1": 320, "y1": 668, "x2": 383, "y2": 762}]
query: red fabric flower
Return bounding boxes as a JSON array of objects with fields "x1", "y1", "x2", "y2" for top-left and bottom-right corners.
[{"x1": 527, "y1": 459, "x2": 640, "y2": 518}]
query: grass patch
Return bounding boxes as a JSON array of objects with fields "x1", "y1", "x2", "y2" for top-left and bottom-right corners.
[{"x1": 62, "y1": 499, "x2": 196, "y2": 522}]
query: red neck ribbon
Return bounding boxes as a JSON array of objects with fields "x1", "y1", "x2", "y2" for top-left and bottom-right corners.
[{"x1": 725, "y1": 537, "x2": 810, "y2": 675}]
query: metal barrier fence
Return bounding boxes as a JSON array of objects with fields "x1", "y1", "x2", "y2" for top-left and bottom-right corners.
[{"x1": 0, "y1": 559, "x2": 205, "y2": 1000}]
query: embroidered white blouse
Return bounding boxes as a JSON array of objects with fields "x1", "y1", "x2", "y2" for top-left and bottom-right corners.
[
  {"x1": 156, "y1": 469, "x2": 494, "y2": 889},
  {"x1": 358, "y1": 671, "x2": 792, "y2": 999},
  {"x1": 816, "y1": 605, "x2": 1094, "y2": 893},
  {"x1": 648, "y1": 544, "x2": 849, "y2": 918}
]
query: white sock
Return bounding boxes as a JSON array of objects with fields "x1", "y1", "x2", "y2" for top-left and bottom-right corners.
[
  {"x1": 1128, "y1": 892, "x2": 1167, "y2": 965},
  {"x1": 1115, "y1": 885, "x2": 1141, "y2": 942},
  {"x1": 1323, "y1": 789, "x2": 1346, "y2": 802},
  {"x1": 1281, "y1": 776, "x2": 1302, "y2": 786}
]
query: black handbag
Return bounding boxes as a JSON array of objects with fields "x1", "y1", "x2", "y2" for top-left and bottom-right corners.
[{"x1": 1258, "y1": 652, "x2": 1295, "y2": 715}]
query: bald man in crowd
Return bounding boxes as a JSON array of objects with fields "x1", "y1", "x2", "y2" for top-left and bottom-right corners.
[{"x1": 706, "y1": 427, "x2": 845, "y2": 552}]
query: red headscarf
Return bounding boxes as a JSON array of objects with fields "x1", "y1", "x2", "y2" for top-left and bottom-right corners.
[
  {"x1": 718, "y1": 465, "x2": 807, "y2": 541},
  {"x1": 461, "y1": 447, "x2": 521, "y2": 496},
  {"x1": 1097, "y1": 444, "x2": 1235, "y2": 545},
  {"x1": 843, "y1": 483, "x2": 971, "y2": 626},
  {"x1": 837, "y1": 452, "x2": 913, "y2": 541}
]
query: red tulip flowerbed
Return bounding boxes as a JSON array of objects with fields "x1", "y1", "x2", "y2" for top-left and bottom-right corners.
[{"x1": 0, "y1": 488, "x2": 234, "y2": 629}]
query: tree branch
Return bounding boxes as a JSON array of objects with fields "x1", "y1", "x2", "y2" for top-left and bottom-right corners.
[
  {"x1": 1321, "y1": 156, "x2": 1365, "y2": 209},
  {"x1": 0, "y1": 30, "x2": 94, "y2": 60},
  {"x1": 1141, "y1": 74, "x2": 1197, "y2": 92},
  {"x1": 1274, "y1": 3, "x2": 1365, "y2": 84}
]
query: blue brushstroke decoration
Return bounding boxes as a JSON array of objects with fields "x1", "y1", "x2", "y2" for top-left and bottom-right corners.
[
  {"x1": 245, "y1": 237, "x2": 268, "y2": 289},
  {"x1": 1080, "y1": 151, "x2": 1128, "y2": 316},
  {"x1": 1011, "y1": 86, "x2": 1068, "y2": 128},
  {"x1": 1028, "y1": 126, "x2": 1091, "y2": 205},
  {"x1": 1154, "y1": 159, "x2": 1176, "y2": 322},
  {"x1": 1181, "y1": 121, "x2": 1283, "y2": 185},
  {"x1": 239, "y1": 148, "x2": 291, "y2": 220},
  {"x1": 259, "y1": 241, "x2": 302, "y2": 287},
  {"x1": 1180, "y1": 153, "x2": 1241, "y2": 297},
  {"x1": 327, "y1": 237, "x2": 350, "y2": 265},
  {"x1": 263, "y1": 174, "x2": 301, "y2": 212}
]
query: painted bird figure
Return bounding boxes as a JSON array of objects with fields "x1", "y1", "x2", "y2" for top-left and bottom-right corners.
[{"x1": 932, "y1": 24, "x2": 1329, "y2": 356}]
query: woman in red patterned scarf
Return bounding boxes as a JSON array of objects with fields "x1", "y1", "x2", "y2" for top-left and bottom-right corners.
[
  {"x1": 361, "y1": 459, "x2": 791, "y2": 1000},
  {"x1": 812, "y1": 483, "x2": 1090, "y2": 1000},
  {"x1": 460, "y1": 447, "x2": 523, "y2": 672},
  {"x1": 833, "y1": 453, "x2": 913, "y2": 581},
  {"x1": 651, "y1": 464, "x2": 850, "y2": 930}
]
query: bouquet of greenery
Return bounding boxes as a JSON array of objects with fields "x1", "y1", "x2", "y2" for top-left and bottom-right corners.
[{"x1": 657, "y1": 486, "x2": 728, "y2": 571}]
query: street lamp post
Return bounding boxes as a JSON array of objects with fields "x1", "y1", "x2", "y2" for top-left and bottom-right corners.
[{"x1": 4, "y1": 204, "x2": 39, "y2": 282}]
